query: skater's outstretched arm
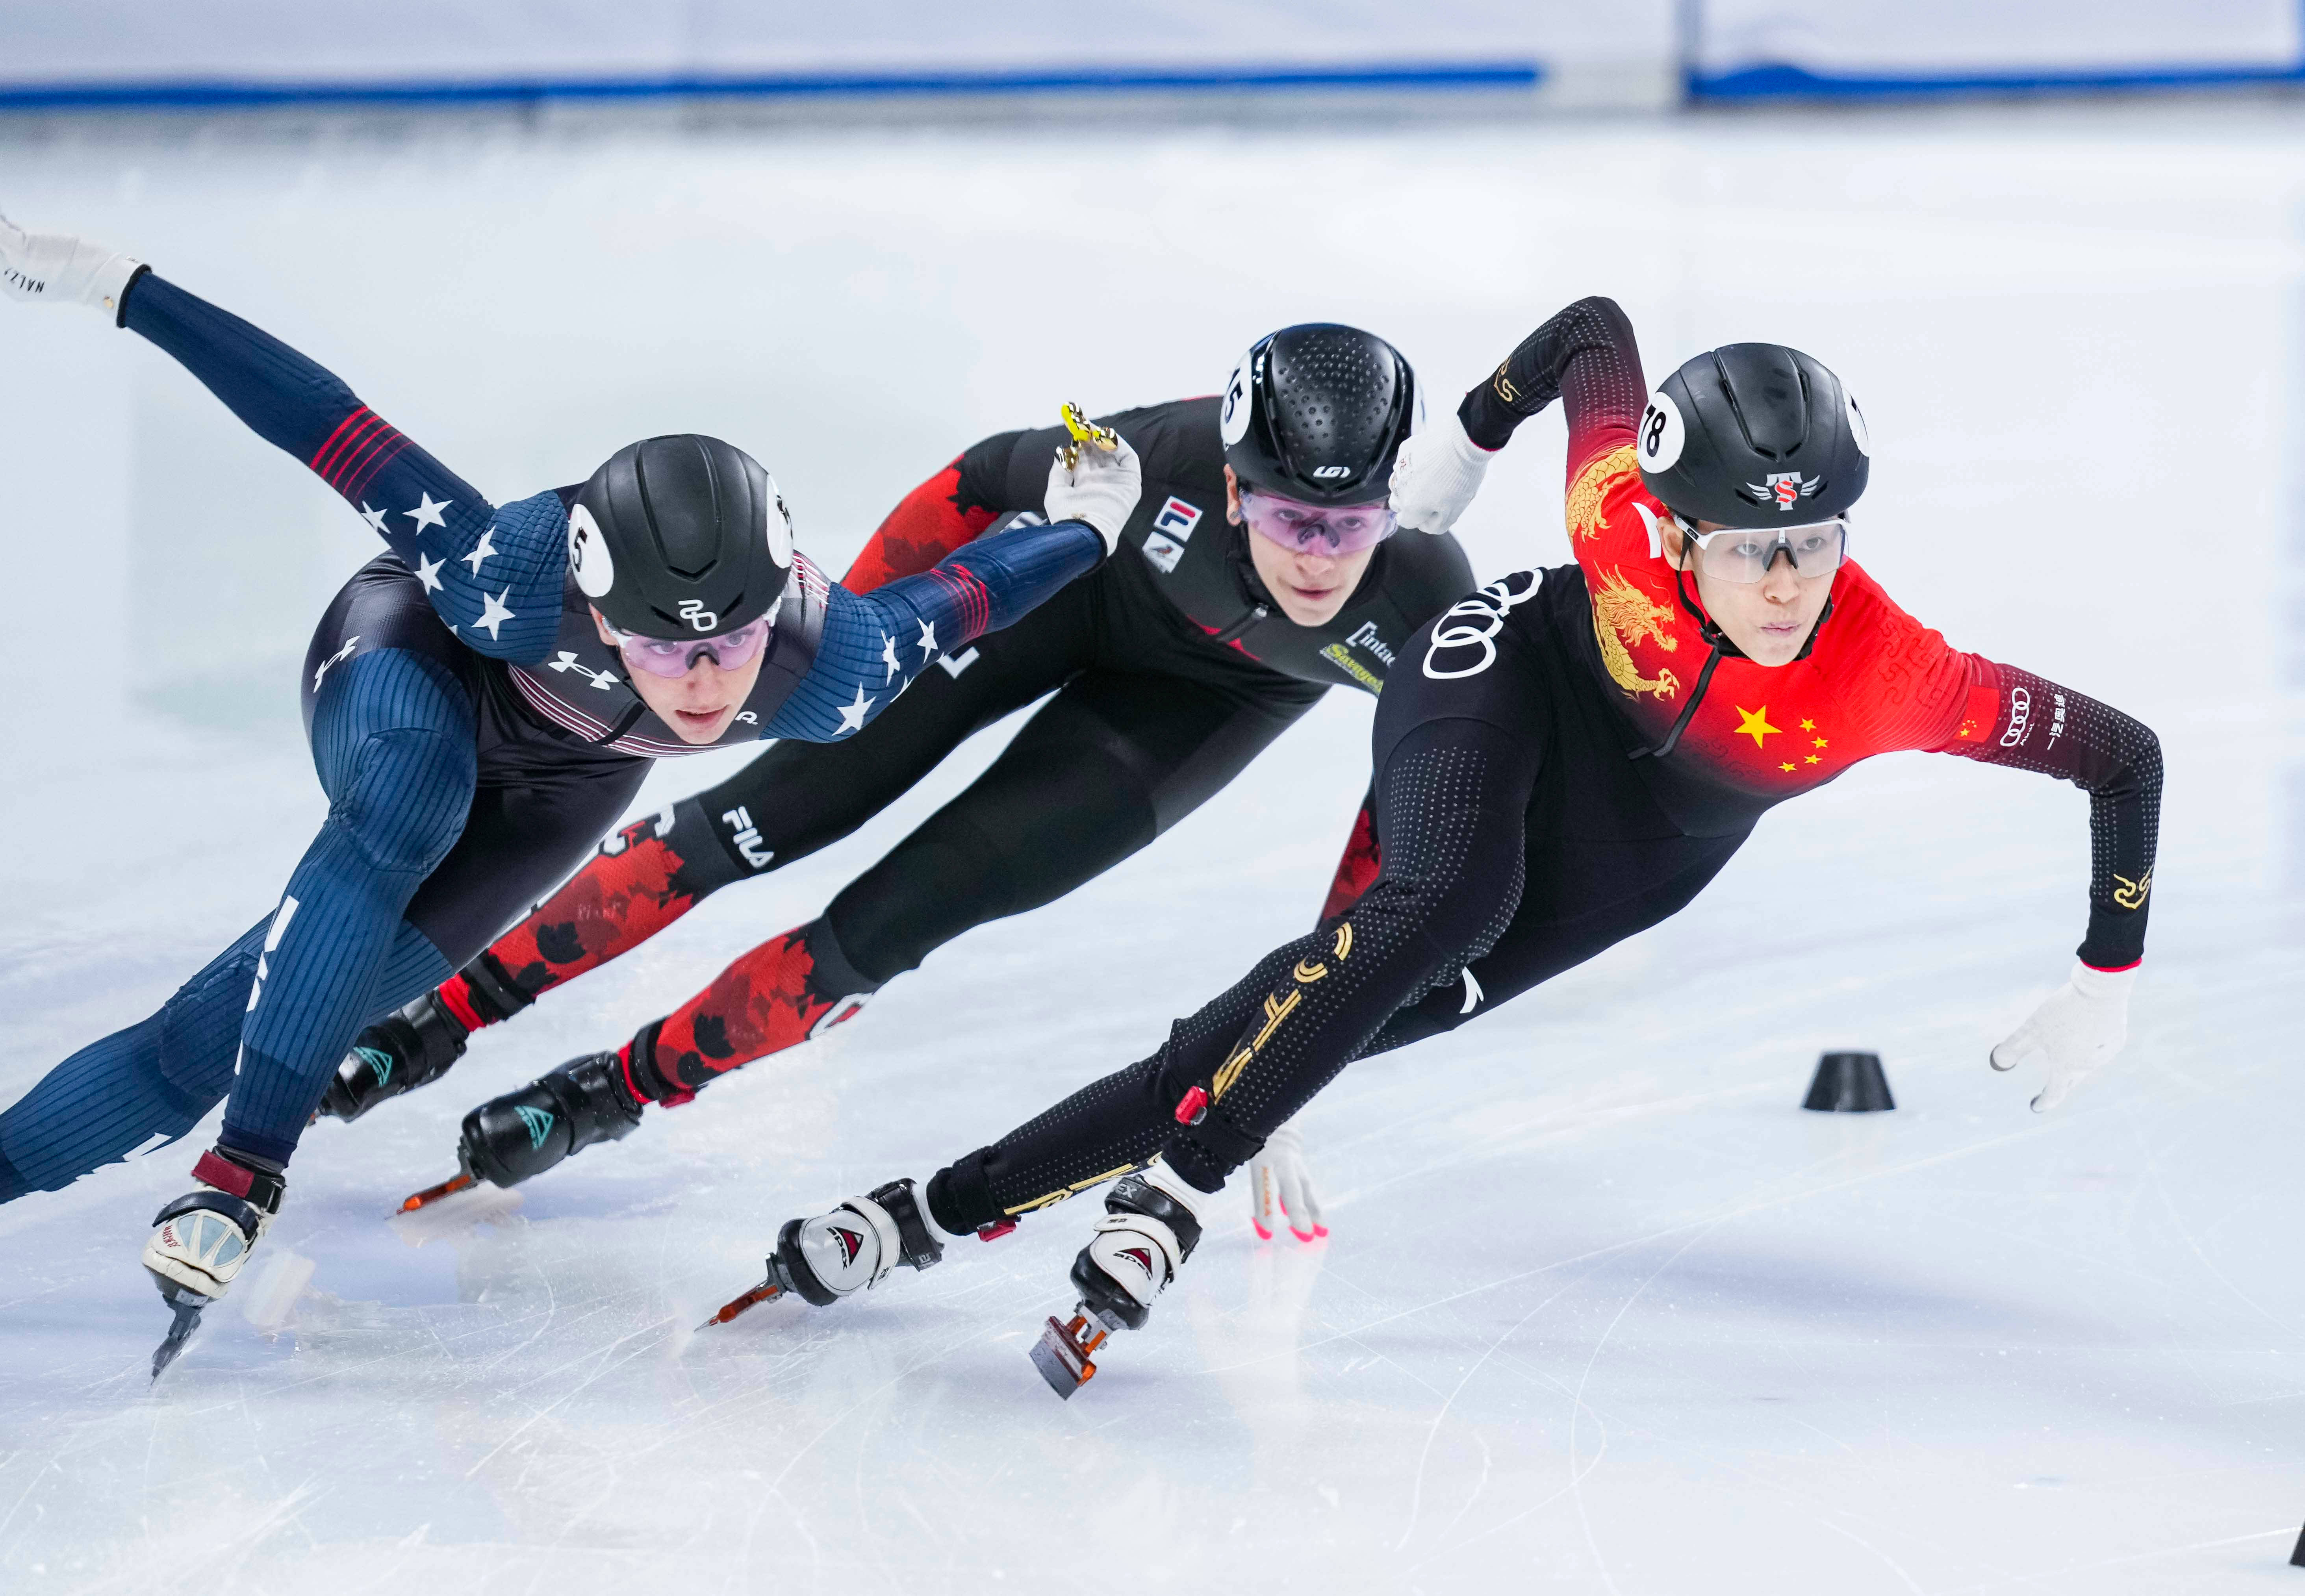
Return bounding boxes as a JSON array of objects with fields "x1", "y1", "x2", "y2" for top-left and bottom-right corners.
[
  {"x1": 839, "y1": 412, "x2": 1146, "y2": 592},
  {"x1": 758, "y1": 432, "x2": 1132, "y2": 741},
  {"x1": 1389, "y1": 295, "x2": 1645, "y2": 538}
]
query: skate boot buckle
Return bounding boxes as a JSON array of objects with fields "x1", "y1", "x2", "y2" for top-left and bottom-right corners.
[{"x1": 1029, "y1": 1310, "x2": 1108, "y2": 1399}]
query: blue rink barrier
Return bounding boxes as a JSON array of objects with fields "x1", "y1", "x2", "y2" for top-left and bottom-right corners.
[
  {"x1": 0, "y1": 61, "x2": 1544, "y2": 111},
  {"x1": 1693, "y1": 59, "x2": 2305, "y2": 100}
]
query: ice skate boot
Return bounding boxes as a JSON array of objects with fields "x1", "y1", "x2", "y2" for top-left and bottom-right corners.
[
  {"x1": 401, "y1": 1051, "x2": 645, "y2": 1210},
  {"x1": 1032, "y1": 1164, "x2": 1205, "y2": 1398},
  {"x1": 142, "y1": 1146, "x2": 285, "y2": 1380},
  {"x1": 764, "y1": 1178, "x2": 946, "y2": 1305},
  {"x1": 318, "y1": 991, "x2": 471, "y2": 1122}
]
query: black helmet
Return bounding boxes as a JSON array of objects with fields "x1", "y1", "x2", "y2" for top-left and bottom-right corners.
[
  {"x1": 1635, "y1": 344, "x2": 1868, "y2": 528},
  {"x1": 1220, "y1": 323, "x2": 1415, "y2": 506},
  {"x1": 566, "y1": 434, "x2": 794, "y2": 638}
]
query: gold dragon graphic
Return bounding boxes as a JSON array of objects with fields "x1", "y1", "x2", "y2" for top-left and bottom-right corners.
[
  {"x1": 1589, "y1": 567, "x2": 1680, "y2": 701},
  {"x1": 1566, "y1": 443, "x2": 1639, "y2": 540}
]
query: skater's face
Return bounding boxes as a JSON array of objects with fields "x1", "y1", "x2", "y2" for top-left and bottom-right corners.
[
  {"x1": 592, "y1": 608, "x2": 766, "y2": 742},
  {"x1": 1667, "y1": 519, "x2": 1837, "y2": 667},
  {"x1": 1227, "y1": 467, "x2": 1376, "y2": 627}
]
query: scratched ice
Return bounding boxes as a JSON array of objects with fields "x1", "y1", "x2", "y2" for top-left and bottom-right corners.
[{"x1": 2, "y1": 100, "x2": 2302, "y2": 1593}]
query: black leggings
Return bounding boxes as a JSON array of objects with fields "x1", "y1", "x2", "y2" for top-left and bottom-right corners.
[
  {"x1": 657, "y1": 558, "x2": 1324, "y2": 988},
  {"x1": 927, "y1": 567, "x2": 1752, "y2": 1230}
]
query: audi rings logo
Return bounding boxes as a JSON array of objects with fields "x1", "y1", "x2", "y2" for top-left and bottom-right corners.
[{"x1": 1422, "y1": 571, "x2": 1542, "y2": 680}]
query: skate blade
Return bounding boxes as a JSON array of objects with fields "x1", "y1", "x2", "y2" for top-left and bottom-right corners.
[
  {"x1": 697, "y1": 1278, "x2": 782, "y2": 1330},
  {"x1": 148, "y1": 1278, "x2": 211, "y2": 1383},
  {"x1": 395, "y1": 1172, "x2": 476, "y2": 1214},
  {"x1": 1028, "y1": 1312, "x2": 1107, "y2": 1399}
]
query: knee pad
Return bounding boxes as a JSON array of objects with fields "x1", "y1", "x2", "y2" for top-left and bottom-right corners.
[{"x1": 332, "y1": 726, "x2": 475, "y2": 875}]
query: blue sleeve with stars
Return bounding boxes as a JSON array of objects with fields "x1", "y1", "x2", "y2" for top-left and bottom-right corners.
[
  {"x1": 120, "y1": 273, "x2": 566, "y2": 664},
  {"x1": 761, "y1": 518, "x2": 1104, "y2": 740}
]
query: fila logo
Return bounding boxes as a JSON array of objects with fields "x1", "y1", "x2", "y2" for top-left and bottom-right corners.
[
  {"x1": 1151, "y1": 496, "x2": 1203, "y2": 541},
  {"x1": 547, "y1": 651, "x2": 621, "y2": 690},
  {"x1": 721, "y1": 805, "x2": 774, "y2": 869},
  {"x1": 244, "y1": 895, "x2": 301, "y2": 1015},
  {"x1": 1311, "y1": 464, "x2": 1352, "y2": 480},
  {"x1": 2001, "y1": 687, "x2": 2031, "y2": 747},
  {"x1": 678, "y1": 598, "x2": 718, "y2": 632}
]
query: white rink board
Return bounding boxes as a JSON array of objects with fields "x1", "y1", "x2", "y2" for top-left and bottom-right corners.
[{"x1": 1, "y1": 103, "x2": 2304, "y2": 1592}]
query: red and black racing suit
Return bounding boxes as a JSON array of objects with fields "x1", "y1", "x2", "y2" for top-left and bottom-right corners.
[
  {"x1": 423, "y1": 400, "x2": 1474, "y2": 1105},
  {"x1": 918, "y1": 297, "x2": 2162, "y2": 1227}
]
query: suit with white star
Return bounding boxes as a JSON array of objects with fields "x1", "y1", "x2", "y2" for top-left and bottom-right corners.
[{"x1": 0, "y1": 272, "x2": 1105, "y2": 1199}]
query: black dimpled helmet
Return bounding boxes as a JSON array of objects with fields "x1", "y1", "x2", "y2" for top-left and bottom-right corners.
[
  {"x1": 1635, "y1": 343, "x2": 1869, "y2": 529},
  {"x1": 567, "y1": 434, "x2": 795, "y2": 638},
  {"x1": 1220, "y1": 323, "x2": 1415, "y2": 506}
]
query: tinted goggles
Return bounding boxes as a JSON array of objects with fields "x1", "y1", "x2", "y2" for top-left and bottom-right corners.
[
  {"x1": 1239, "y1": 488, "x2": 1397, "y2": 556},
  {"x1": 606, "y1": 614, "x2": 772, "y2": 678}
]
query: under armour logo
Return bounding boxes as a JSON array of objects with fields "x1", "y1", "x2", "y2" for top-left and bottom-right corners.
[
  {"x1": 313, "y1": 635, "x2": 361, "y2": 692},
  {"x1": 547, "y1": 651, "x2": 620, "y2": 690}
]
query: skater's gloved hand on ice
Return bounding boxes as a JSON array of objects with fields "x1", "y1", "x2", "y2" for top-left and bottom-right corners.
[
  {"x1": 1045, "y1": 430, "x2": 1142, "y2": 556},
  {"x1": 1990, "y1": 960, "x2": 2135, "y2": 1114},
  {"x1": 1387, "y1": 409, "x2": 1493, "y2": 536},
  {"x1": 1248, "y1": 1120, "x2": 1325, "y2": 1243},
  {"x1": 0, "y1": 211, "x2": 143, "y2": 320}
]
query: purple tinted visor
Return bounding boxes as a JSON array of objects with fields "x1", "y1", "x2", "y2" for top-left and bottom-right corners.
[
  {"x1": 608, "y1": 614, "x2": 771, "y2": 678},
  {"x1": 1239, "y1": 488, "x2": 1398, "y2": 556}
]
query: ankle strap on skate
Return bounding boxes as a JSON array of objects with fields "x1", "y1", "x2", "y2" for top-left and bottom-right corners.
[
  {"x1": 866, "y1": 1178, "x2": 946, "y2": 1272},
  {"x1": 1105, "y1": 1173, "x2": 1202, "y2": 1263},
  {"x1": 452, "y1": 951, "x2": 535, "y2": 1025},
  {"x1": 192, "y1": 1148, "x2": 285, "y2": 1214}
]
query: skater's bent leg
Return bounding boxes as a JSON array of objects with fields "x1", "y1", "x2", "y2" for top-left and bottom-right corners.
[
  {"x1": 641, "y1": 675, "x2": 1305, "y2": 1095},
  {"x1": 0, "y1": 918, "x2": 269, "y2": 1200},
  {"x1": 460, "y1": 593, "x2": 1085, "y2": 1014},
  {"x1": 217, "y1": 648, "x2": 475, "y2": 1166},
  {"x1": 827, "y1": 672, "x2": 1311, "y2": 986},
  {"x1": 925, "y1": 716, "x2": 1541, "y2": 1229}
]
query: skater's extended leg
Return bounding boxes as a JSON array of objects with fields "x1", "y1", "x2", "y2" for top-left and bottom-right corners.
[{"x1": 643, "y1": 670, "x2": 1312, "y2": 1092}]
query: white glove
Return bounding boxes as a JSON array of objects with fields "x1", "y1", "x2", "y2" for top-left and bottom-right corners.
[
  {"x1": 1247, "y1": 1120, "x2": 1326, "y2": 1242},
  {"x1": 1387, "y1": 408, "x2": 1494, "y2": 535},
  {"x1": 1990, "y1": 960, "x2": 2136, "y2": 1113},
  {"x1": 1044, "y1": 434, "x2": 1142, "y2": 556},
  {"x1": 0, "y1": 210, "x2": 143, "y2": 319}
]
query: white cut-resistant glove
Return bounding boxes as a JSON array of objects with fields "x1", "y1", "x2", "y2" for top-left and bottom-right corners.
[
  {"x1": 1044, "y1": 433, "x2": 1142, "y2": 556},
  {"x1": 1990, "y1": 960, "x2": 2136, "y2": 1114},
  {"x1": 0, "y1": 210, "x2": 143, "y2": 319},
  {"x1": 1248, "y1": 1120, "x2": 1326, "y2": 1242},
  {"x1": 1387, "y1": 408, "x2": 1494, "y2": 535}
]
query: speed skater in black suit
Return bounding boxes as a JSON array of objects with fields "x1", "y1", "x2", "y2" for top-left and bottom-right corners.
[
  {"x1": 333, "y1": 325, "x2": 1476, "y2": 1244},
  {"x1": 716, "y1": 295, "x2": 2163, "y2": 1396}
]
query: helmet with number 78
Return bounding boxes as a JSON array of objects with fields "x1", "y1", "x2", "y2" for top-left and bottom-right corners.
[{"x1": 1634, "y1": 344, "x2": 1869, "y2": 530}]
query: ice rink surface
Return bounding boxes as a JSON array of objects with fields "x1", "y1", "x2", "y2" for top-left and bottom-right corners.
[{"x1": 1, "y1": 96, "x2": 2302, "y2": 1593}]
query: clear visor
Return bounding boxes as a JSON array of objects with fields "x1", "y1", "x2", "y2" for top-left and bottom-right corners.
[
  {"x1": 1681, "y1": 517, "x2": 1848, "y2": 585},
  {"x1": 1239, "y1": 487, "x2": 1398, "y2": 556},
  {"x1": 608, "y1": 614, "x2": 772, "y2": 678}
]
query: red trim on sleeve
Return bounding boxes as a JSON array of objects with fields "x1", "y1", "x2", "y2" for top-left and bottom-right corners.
[{"x1": 2082, "y1": 958, "x2": 2142, "y2": 973}]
